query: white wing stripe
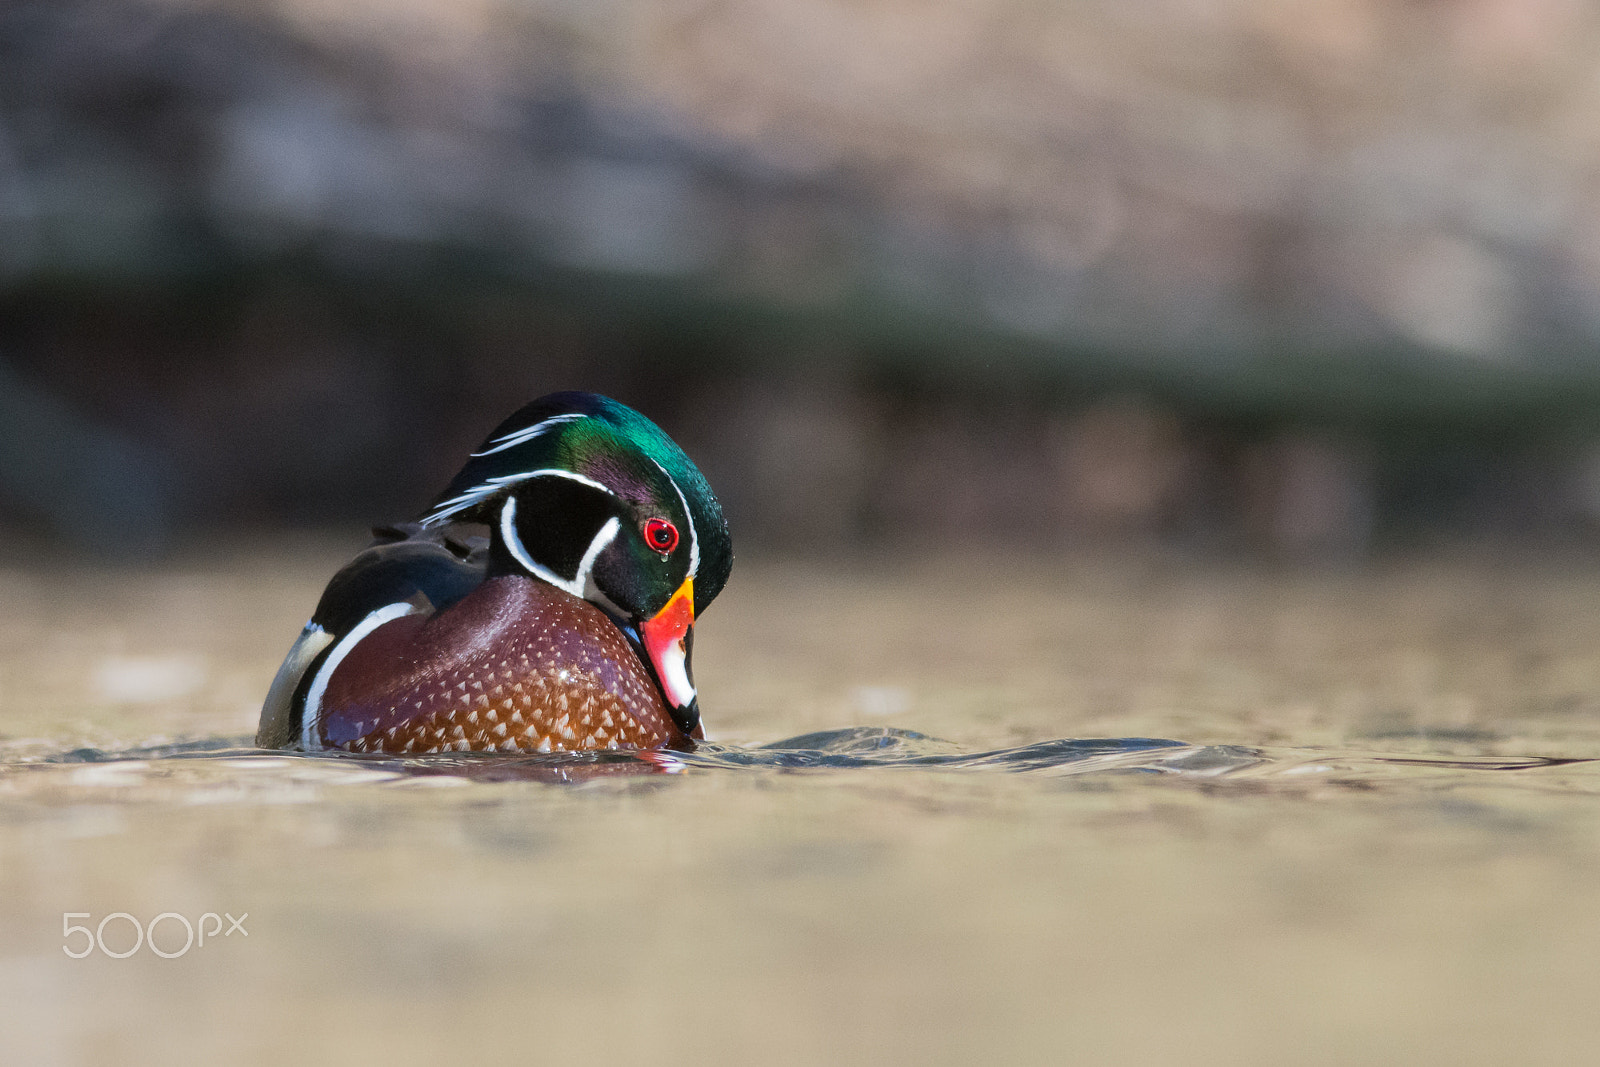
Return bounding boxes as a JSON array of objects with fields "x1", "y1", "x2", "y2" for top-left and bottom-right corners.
[{"x1": 301, "y1": 601, "x2": 423, "y2": 749}]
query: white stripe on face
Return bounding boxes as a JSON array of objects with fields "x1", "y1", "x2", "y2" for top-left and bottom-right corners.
[
  {"x1": 649, "y1": 457, "x2": 698, "y2": 580},
  {"x1": 499, "y1": 496, "x2": 622, "y2": 606}
]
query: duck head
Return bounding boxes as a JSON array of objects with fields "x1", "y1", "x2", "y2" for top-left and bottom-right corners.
[{"x1": 420, "y1": 392, "x2": 731, "y2": 736}]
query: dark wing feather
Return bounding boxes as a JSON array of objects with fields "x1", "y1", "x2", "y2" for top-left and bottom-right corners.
[{"x1": 257, "y1": 524, "x2": 489, "y2": 747}]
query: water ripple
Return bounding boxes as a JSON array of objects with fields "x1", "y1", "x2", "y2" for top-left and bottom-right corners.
[{"x1": 2, "y1": 727, "x2": 1592, "y2": 790}]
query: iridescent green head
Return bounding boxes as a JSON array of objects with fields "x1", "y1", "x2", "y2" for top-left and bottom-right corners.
[{"x1": 421, "y1": 392, "x2": 732, "y2": 731}]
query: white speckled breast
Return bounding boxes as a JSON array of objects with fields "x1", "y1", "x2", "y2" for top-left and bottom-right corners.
[{"x1": 311, "y1": 575, "x2": 685, "y2": 753}]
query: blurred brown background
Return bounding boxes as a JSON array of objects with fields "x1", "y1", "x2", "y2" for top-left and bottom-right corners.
[
  {"x1": 14, "y1": 10, "x2": 1600, "y2": 1065},
  {"x1": 5, "y1": 0, "x2": 1600, "y2": 559}
]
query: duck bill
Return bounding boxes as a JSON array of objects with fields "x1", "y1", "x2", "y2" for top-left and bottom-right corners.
[{"x1": 639, "y1": 577, "x2": 699, "y2": 735}]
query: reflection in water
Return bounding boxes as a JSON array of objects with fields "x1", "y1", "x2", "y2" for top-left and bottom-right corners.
[{"x1": 7, "y1": 727, "x2": 1593, "y2": 788}]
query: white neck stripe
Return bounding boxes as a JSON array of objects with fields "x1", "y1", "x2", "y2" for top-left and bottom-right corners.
[{"x1": 577, "y1": 517, "x2": 623, "y2": 605}]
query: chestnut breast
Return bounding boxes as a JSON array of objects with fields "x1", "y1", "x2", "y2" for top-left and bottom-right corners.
[{"x1": 313, "y1": 575, "x2": 685, "y2": 753}]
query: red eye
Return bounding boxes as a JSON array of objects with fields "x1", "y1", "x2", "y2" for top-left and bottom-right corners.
[{"x1": 644, "y1": 518, "x2": 678, "y2": 554}]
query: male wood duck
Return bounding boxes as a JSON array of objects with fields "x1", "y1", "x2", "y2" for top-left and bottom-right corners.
[{"x1": 258, "y1": 392, "x2": 732, "y2": 755}]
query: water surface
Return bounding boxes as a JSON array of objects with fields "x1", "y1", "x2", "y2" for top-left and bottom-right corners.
[{"x1": 5, "y1": 546, "x2": 1600, "y2": 1065}]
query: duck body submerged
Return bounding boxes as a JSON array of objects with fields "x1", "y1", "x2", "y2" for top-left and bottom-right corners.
[{"x1": 258, "y1": 392, "x2": 732, "y2": 755}]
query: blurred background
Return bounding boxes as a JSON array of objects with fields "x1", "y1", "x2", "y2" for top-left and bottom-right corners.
[
  {"x1": 16, "y1": 9, "x2": 1600, "y2": 1063},
  {"x1": 6, "y1": 0, "x2": 1600, "y2": 560}
]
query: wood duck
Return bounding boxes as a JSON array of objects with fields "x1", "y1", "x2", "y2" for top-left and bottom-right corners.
[{"x1": 257, "y1": 391, "x2": 732, "y2": 755}]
